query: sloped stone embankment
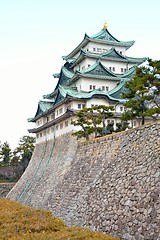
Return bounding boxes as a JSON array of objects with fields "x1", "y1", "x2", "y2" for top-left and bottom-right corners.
[{"x1": 7, "y1": 122, "x2": 160, "y2": 240}]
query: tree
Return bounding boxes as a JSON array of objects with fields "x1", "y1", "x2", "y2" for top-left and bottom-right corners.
[
  {"x1": 115, "y1": 121, "x2": 129, "y2": 132},
  {"x1": 0, "y1": 142, "x2": 12, "y2": 166},
  {"x1": 72, "y1": 105, "x2": 114, "y2": 140},
  {"x1": 14, "y1": 136, "x2": 36, "y2": 170},
  {"x1": 72, "y1": 109, "x2": 94, "y2": 140},
  {"x1": 94, "y1": 105, "x2": 114, "y2": 136},
  {"x1": 122, "y1": 59, "x2": 160, "y2": 125}
]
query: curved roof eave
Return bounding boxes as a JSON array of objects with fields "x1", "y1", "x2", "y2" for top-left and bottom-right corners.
[
  {"x1": 62, "y1": 34, "x2": 90, "y2": 60},
  {"x1": 71, "y1": 47, "x2": 144, "y2": 68},
  {"x1": 31, "y1": 100, "x2": 54, "y2": 120},
  {"x1": 68, "y1": 90, "x2": 126, "y2": 103},
  {"x1": 58, "y1": 84, "x2": 126, "y2": 103},
  {"x1": 89, "y1": 38, "x2": 135, "y2": 49},
  {"x1": 127, "y1": 56, "x2": 147, "y2": 64}
]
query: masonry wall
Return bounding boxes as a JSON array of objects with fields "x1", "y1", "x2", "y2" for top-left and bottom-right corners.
[
  {"x1": 0, "y1": 183, "x2": 15, "y2": 198},
  {"x1": 7, "y1": 122, "x2": 160, "y2": 240}
]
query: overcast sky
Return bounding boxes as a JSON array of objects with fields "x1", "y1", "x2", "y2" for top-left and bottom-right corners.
[{"x1": 0, "y1": 0, "x2": 159, "y2": 149}]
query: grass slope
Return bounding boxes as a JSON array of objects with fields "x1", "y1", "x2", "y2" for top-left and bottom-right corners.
[{"x1": 0, "y1": 198, "x2": 119, "y2": 240}]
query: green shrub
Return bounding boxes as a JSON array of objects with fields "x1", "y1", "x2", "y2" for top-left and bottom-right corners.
[{"x1": 0, "y1": 198, "x2": 119, "y2": 240}]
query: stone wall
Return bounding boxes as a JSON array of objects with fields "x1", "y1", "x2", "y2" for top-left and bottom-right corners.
[
  {"x1": 0, "y1": 183, "x2": 15, "y2": 198},
  {"x1": 0, "y1": 165, "x2": 24, "y2": 180},
  {"x1": 7, "y1": 122, "x2": 160, "y2": 240}
]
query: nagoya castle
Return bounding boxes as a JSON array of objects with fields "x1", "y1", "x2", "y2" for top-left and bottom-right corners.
[
  {"x1": 29, "y1": 22, "x2": 146, "y2": 143},
  {"x1": 8, "y1": 23, "x2": 160, "y2": 240}
]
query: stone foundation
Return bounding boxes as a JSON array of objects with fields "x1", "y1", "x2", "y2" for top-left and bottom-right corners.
[{"x1": 7, "y1": 122, "x2": 160, "y2": 240}]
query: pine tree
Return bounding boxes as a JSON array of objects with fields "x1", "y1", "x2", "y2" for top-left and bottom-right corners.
[
  {"x1": 0, "y1": 142, "x2": 12, "y2": 166},
  {"x1": 122, "y1": 59, "x2": 160, "y2": 125}
]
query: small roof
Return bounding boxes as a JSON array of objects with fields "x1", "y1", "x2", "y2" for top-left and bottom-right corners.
[
  {"x1": 63, "y1": 28, "x2": 135, "y2": 60},
  {"x1": 68, "y1": 60, "x2": 119, "y2": 84},
  {"x1": 44, "y1": 62, "x2": 136, "y2": 101},
  {"x1": 70, "y1": 48, "x2": 146, "y2": 68},
  {"x1": 29, "y1": 100, "x2": 54, "y2": 121},
  {"x1": 55, "y1": 84, "x2": 127, "y2": 104}
]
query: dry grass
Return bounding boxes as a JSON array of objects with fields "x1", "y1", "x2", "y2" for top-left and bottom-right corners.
[{"x1": 0, "y1": 198, "x2": 119, "y2": 240}]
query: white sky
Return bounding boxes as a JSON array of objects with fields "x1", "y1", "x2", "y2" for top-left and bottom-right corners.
[{"x1": 0, "y1": 0, "x2": 160, "y2": 149}]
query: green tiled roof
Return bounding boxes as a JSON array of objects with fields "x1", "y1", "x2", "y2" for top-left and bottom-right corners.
[
  {"x1": 43, "y1": 63, "x2": 137, "y2": 102},
  {"x1": 70, "y1": 48, "x2": 146, "y2": 68},
  {"x1": 53, "y1": 73, "x2": 60, "y2": 78},
  {"x1": 121, "y1": 65, "x2": 137, "y2": 78},
  {"x1": 79, "y1": 60, "x2": 117, "y2": 76},
  {"x1": 32, "y1": 100, "x2": 54, "y2": 119},
  {"x1": 68, "y1": 60, "x2": 120, "y2": 84},
  {"x1": 91, "y1": 28, "x2": 133, "y2": 44},
  {"x1": 63, "y1": 28, "x2": 135, "y2": 60},
  {"x1": 127, "y1": 56, "x2": 147, "y2": 64},
  {"x1": 107, "y1": 79, "x2": 127, "y2": 100},
  {"x1": 57, "y1": 84, "x2": 126, "y2": 103},
  {"x1": 48, "y1": 66, "x2": 74, "y2": 98}
]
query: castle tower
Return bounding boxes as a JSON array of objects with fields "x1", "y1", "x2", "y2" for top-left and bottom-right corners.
[{"x1": 28, "y1": 24, "x2": 146, "y2": 143}]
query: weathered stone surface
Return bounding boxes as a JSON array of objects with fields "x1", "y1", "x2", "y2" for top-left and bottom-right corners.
[
  {"x1": 0, "y1": 183, "x2": 15, "y2": 197},
  {"x1": 7, "y1": 122, "x2": 160, "y2": 240}
]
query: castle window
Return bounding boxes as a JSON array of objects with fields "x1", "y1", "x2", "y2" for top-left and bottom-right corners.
[
  {"x1": 109, "y1": 67, "x2": 112, "y2": 71},
  {"x1": 82, "y1": 66, "x2": 85, "y2": 70},
  {"x1": 78, "y1": 104, "x2": 81, "y2": 109},
  {"x1": 37, "y1": 133, "x2": 39, "y2": 138},
  {"x1": 90, "y1": 85, "x2": 92, "y2": 90},
  {"x1": 82, "y1": 104, "x2": 85, "y2": 109},
  {"x1": 120, "y1": 106, "x2": 123, "y2": 111},
  {"x1": 51, "y1": 114, "x2": 54, "y2": 120},
  {"x1": 56, "y1": 110, "x2": 58, "y2": 116},
  {"x1": 93, "y1": 47, "x2": 96, "y2": 51},
  {"x1": 102, "y1": 86, "x2": 105, "y2": 91},
  {"x1": 97, "y1": 48, "x2": 102, "y2": 52},
  {"x1": 88, "y1": 64, "x2": 90, "y2": 67},
  {"x1": 120, "y1": 51, "x2": 122, "y2": 54},
  {"x1": 113, "y1": 67, "x2": 115, "y2": 71},
  {"x1": 121, "y1": 68, "x2": 123, "y2": 72},
  {"x1": 106, "y1": 86, "x2": 109, "y2": 91},
  {"x1": 91, "y1": 104, "x2": 94, "y2": 108},
  {"x1": 124, "y1": 68, "x2": 127, "y2": 72},
  {"x1": 40, "y1": 132, "x2": 42, "y2": 137},
  {"x1": 60, "y1": 123, "x2": 63, "y2": 129},
  {"x1": 93, "y1": 85, "x2": 96, "y2": 90},
  {"x1": 65, "y1": 121, "x2": 68, "y2": 127},
  {"x1": 59, "y1": 108, "x2": 63, "y2": 114}
]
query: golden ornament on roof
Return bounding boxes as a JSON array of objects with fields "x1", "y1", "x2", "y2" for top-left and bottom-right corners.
[{"x1": 103, "y1": 20, "x2": 107, "y2": 29}]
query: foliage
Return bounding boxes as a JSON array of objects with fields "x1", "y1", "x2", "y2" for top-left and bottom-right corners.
[
  {"x1": 0, "y1": 198, "x2": 119, "y2": 240},
  {"x1": 14, "y1": 136, "x2": 36, "y2": 170},
  {"x1": 0, "y1": 136, "x2": 35, "y2": 168},
  {"x1": 0, "y1": 142, "x2": 12, "y2": 166},
  {"x1": 0, "y1": 136, "x2": 35, "y2": 181},
  {"x1": 72, "y1": 109, "x2": 94, "y2": 140},
  {"x1": 72, "y1": 105, "x2": 114, "y2": 140},
  {"x1": 115, "y1": 121, "x2": 129, "y2": 132},
  {"x1": 122, "y1": 59, "x2": 160, "y2": 125}
]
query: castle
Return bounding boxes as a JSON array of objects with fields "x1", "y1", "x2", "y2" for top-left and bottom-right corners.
[{"x1": 28, "y1": 22, "x2": 146, "y2": 143}]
